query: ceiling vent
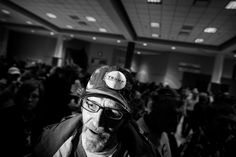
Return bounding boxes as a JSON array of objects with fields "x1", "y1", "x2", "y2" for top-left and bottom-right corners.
[
  {"x1": 69, "y1": 15, "x2": 80, "y2": 20},
  {"x1": 192, "y1": 0, "x2": 210, "y2": 6},
  {"x1": 78, "y1": 21, "x2": 88, "y2": 26},
  {"x1": 181, "y1": 25, "x2": 193, "y2": 31},
  {"x1": 178, "y1": 31, "x2": 190, "y2": 36}
]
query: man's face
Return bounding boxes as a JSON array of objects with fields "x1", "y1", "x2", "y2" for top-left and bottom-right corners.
[{"x1": 81, "y1": 96, "x2": 126, "y2": 153}]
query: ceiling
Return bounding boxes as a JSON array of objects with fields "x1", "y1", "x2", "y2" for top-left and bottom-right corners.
[{"x1": 0, "y1": 0, "x2": 236, "y2": 58}]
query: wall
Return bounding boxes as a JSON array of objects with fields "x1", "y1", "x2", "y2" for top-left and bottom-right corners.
[
  {"x1": 222, "y1": 57, "x2": 236, "y2": 79},
  {"x1": 0, "y1": 27, "x2": 8, "y2": 56},
  {"x1": 5, "y1": 30, "x2": 236, "y2": 91},
  {"x1": 64, "y1": 39, "x2": 90, "y2": 70},
  {"x1": 165, "y1": 52, "x2": 215, "y2": 89},
  {"x1": 131, "y1": 51, "x2": 215, "y2": 89},
  {"x1": 7, "y1": 31, "x2": 57, "y2": 65},
  {"x1": 133, "y1": 52, "x2": 169, "y2": 83},
  {"x1": 87, "y1": 42, "x2": 117, "y2": 73}
]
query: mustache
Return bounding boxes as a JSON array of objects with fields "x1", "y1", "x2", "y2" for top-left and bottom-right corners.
[{"x1": 83, "y1": 124, "x2": 113, "y2": 135}]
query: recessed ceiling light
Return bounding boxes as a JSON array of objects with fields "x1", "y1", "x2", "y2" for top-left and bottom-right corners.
[
  {"x1": 152, "y1": 33, "x2": 159, "y2": 37},
  {"x1": 150, "y1": 22, "x2": 160, "y2": 28},
  {"x1": 204, "y1": 27, "x2": 217, "y2": 33},
  {"x1": 117, "y1": 40, "x2": 121, "y2": 43},
  {"x1": 46, "y1": 13, "x2": 57, "y2": 19},
  {"x1": 195, "y1": 38, "x2": 204, "y2": 43},
  {"x1": 143, "y1": 43, "x2": 147, "y2": 46},
  {"x1": 31, "y1": 30, "x2": 35, "y2": 33},
  {"x1": 50, "y1": 32, "x2": 55, "y2": 35},
  {"x1": 137, "y1": 51, "x2": 141, "y2": 55},
  {"x1": 171, "y1": 46, "x2": 176, "y2": 50},
  {"x1": 86, "y1": 16, "x2": 96, "y2": 22},
  {"x1": 147, "y1": 0, "x2": 162, "y2": 4},
  {"x1": 26, "y1": 21, "x2": 32, "y2": 25},
  {"x1": 92, "y1": 37, "x2": 96, "y2": 40},
  {"x1": 66, "y1": 25, "x2": 73, "y2": 29},
  {"x1": 225, "y1": 1, "x2": 236, "y2": 9},
  {"x1": 1, "y1": 9, "x2": 10, "y2": 14},
  {"x1": 234, "y1": 54, "x2": 236, "y2": 58},
  {"x1": 99, "y1": 28, "x2": 107, "y2": 32},
  {"x1": 70, "y1": 34, "x2": 74, "y2": 38}
]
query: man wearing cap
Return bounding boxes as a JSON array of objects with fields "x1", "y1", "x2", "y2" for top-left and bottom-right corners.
[{"x1": 33, "y1": 65, "x2": 159, "y2": 157}]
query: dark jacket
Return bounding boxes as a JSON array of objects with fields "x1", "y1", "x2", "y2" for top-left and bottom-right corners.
[{"x1": 33, "y1": 114, "x2": 160, "y2": 157}]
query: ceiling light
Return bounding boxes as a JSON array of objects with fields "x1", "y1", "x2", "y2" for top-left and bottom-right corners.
[
  {"x1": 46, "y1": 13, "x2": 57, "y2": 19},
  {"x1": 1, "y1": 9, "x2": 10, "y2": 14},
  {"x1": 150, "y1": 22, "x2": 160, "y2": 28},
  {"x1": 152, "y1": 33, "x2": 159, "y2": 37},
  {"x1": 234, "y1": 54, "x2": 236, "y2": 58},
  {"x1": 143, "y1": 43, "x2": 147, "y2": 46},
  {"x1": 195, "y1": 38, "x2": 204, "y2": 43},
  {"x1": 204, "y1": 27, "x2": 217, "y2": 33},
  {"x1": 99, "y1": 28, "x2": 107, "y2": 32},
  {"x1": 92, "y1": 37, "x2": 96, "y2": 40},
  {"x1": 26, "y1": 21, "x2": 32, "y2": 24},
  {"x1": 171, "y1": 46, "x2": 176, "y2": 50},
  {"x1": 137, "y1": 51, "x2": 141, "y2": 55},
  {"x1": 31, "y1": 30, "x2": 35, "y2": 33},
  {"x1": 147, "y1": 0, "x2": 162, "y2": 4},
  {"x1": 70, "y1": 34, "x2": 74, "y2": 38},
  {"x1": 86, "y1": 16, "x2": 96, "y2": 22},
  {"x1": 50, "y1": 32, "x2": 55, "y2": 35},
  {"x1": 66, "y1": 25, "x2": 73, "y2": 29},
  {"x1": 225, "y1": 1, "x2": 236, "y2": 9},
  {"x1": 117, "y1": 40, "x2": 121, "y2": 43}
]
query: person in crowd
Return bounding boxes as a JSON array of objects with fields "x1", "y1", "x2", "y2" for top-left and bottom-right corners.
[
  {"x1": 15, "y1": 79, "x2": 45, "y2": 157},
  {"x1": 33, "y1": 65, "x2": 160, "y2": 157},
  {"x1": 181, "y1": 88, "x2": 199, "y2": 138},
  {"x1": 0, "y1": 66, "x2": 24, "y2": 157},
  {"x1": 137, "y1": 86, "x2": 181, "y2": 157},
  {"x1": 40, "y1": 66, "x2": 73, "y2": 126},
  {"x1": 0, "y1": 66, "x2": 22, "y2": 108},
  {"x1": 179, "y1": 92, "x2": 236, "y2": 157},
  {"x1": 68, "y1": 79, "x2": 84, "y2": 114}
]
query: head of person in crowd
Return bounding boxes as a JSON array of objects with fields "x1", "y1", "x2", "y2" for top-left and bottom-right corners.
[
  {"x1": 15, "y1": 79, "x2": 44, "y2": 114},
  {"x1": 79, "y1": 65, "x2": 137, "y2": 154},
  {"x1": 68, "y1": 79, "x2": 84, "y2": 114},
  {"x1": 144, "y1": 86, "x2": 181, "y2": 134},
  {"x1": 7, "y1": 66, "x2": 21, "y2": 84}
]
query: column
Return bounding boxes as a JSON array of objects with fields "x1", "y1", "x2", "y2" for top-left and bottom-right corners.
[
  {"x1": 211, "y1": 53, "x2": 224, "y2": 84},
  {"x1": 0, "y1": 28, "x2": 9, "y2": 57},
  {"x1": 124, "y1": 42, "x2": 135, "y2": 69},
  {"x1": 53, "y1": 34, "x2": 64, "y2": 67}
]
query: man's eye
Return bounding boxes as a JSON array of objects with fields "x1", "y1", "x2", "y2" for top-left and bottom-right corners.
[
  {"x1": 87, "y1": 101, "x2": 98, "y2": 110},
  {"x1": 105, "y1": 109, "x2": 122, "y2": 119}
]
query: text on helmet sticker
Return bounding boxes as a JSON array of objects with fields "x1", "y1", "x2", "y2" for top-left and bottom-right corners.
[{"x1": 104, "y1": 71, "x2": 126, "y2": 90}]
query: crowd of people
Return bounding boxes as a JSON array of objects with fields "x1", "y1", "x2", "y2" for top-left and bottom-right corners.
[{"x1": 0, "y1": 56, "x2": 236, "y2": 157}]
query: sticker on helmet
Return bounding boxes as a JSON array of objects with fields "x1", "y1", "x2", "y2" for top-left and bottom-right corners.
[{"x1": 104, "y1": 71, "x2": 126, "y2": 90}]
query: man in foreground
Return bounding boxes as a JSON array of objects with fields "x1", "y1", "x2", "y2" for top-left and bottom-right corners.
[{"x1": 33, "y1": 65, "x2": 159, "y2": 157}]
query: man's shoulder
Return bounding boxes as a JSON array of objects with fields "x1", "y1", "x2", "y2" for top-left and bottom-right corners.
[
  {"x1": 136, "y1": 117, "x2": 150, "y2": 135},
  {"x1": 33, "y1": 114, "x2": 83, "y2": 157},
  {"x1": 119, "y1": 120, "x2": 161, "y2": 157}
]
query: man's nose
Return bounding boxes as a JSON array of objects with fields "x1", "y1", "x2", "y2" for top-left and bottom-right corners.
[{"x1": 92, "y1": 109, "x2": 106, "y2": 127}]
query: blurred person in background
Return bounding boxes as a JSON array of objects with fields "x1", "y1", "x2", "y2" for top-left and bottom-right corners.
[
  {"x1": 179, "y1": 92, "x2": 236, "y2": 157},
  {"x1": 15, "y1": 79, "x2": 45, "y2": 157},
  {"x1": 137, "y1": 86, "x2": 181, "y2": 157},
  {"x1": 0, "y1": 66, "x2": 24, "y2": 157}
]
